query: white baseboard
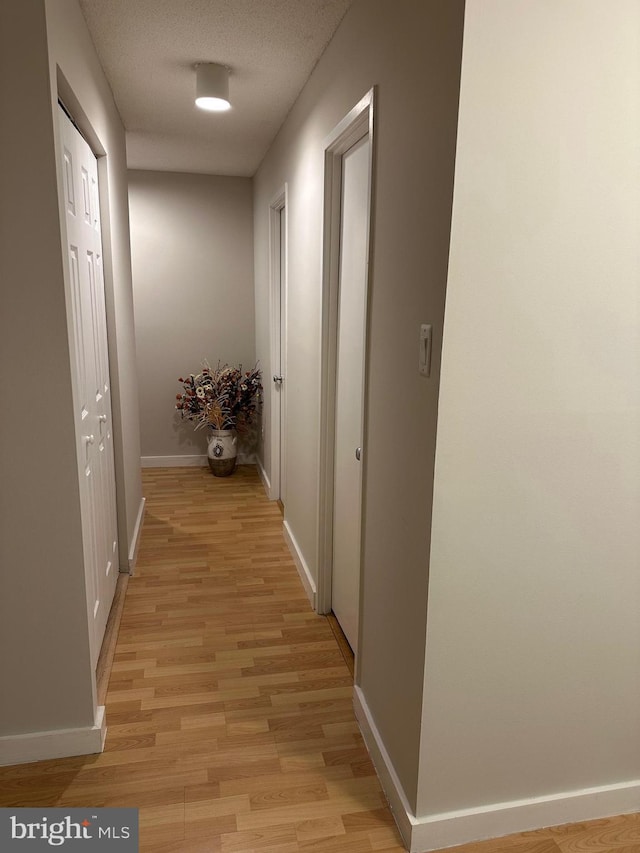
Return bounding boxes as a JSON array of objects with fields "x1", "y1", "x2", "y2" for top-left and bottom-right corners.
[
  {"x1": 412, "y1": 777, "x2": 640, "y2": 852},
  {"x1": 256, "y1": 456, "x2": 272, "y2": 498},
  {"x1": 282, "y1": 519, "x2": 316, "y2": 608},
  {"x1": 0, "y1": 705, "x2": 106, "y2": 767},
  {"x1": 141, "y1": 454, "x2": 256, "y2": 468},
  {"x1": 141, "y1": 454, "x2": 206, "y2": 468},
  {"x1": 354, "y1": 686, "x2": 640, "y2": 853},
  {"x1": 127, "y1": 496, "x2": 146, "y2": 574}
]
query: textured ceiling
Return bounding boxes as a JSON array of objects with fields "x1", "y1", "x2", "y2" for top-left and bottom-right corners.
[{"x1": 79, "y1": 0, "x2": 353, "y2": 176}]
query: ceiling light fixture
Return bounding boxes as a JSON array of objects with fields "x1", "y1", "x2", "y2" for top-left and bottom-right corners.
[{"x1": 195, "y1": 63, "x2": 231, "y2": 112}]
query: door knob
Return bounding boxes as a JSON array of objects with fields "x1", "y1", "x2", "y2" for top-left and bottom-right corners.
[
  {"x1": 355, "y1": 447, "x2": 362, "y2": 461},
  {"x1": 273, "y1": 375, "x2": 283, "y2": 385}
]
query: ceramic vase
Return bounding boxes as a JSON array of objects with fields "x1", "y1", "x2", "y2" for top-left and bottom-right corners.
[{"x1": 207, "y1": 429, "x2": 237, "y2": 477}]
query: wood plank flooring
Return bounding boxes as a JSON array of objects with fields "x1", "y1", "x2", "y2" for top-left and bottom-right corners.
[{"x1": 0, "y1": 465, "x2": 637, "y2": 853}]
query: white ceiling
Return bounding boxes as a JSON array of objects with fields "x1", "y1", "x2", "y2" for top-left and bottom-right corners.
[{"x1": 78, "y1": 0, "x2": 353, "y2": 177}]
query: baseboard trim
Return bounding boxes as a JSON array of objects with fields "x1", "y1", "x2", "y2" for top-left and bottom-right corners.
[
  {"x1": 353, "y1": 685, "x2": 414, "y2": 847},
  {"x1": 141, "y1": 454, "x2": 206, "y2": 468},
  {"x1": 282, "y1": 519, "x2": 316, "y2": 608},
  {"x1": 409, "y1": 780, "x2": 640, "y2": 853},
  {"x1": 411, "y1": 779, "x2": 640, "y2": 852},
  {"x1": 141, "y1": 454, "x2": 256, "y2": 468},
  {"x1": 256, "y1": 456, "x2": 272, "y2": 499},
  {"x1": 0, "y1": 706, "x2": 106, "y2": 767},
  {"x1": 353, "y1": 687, "x2": 640, "y2": 853},
  {"x1": 128, "y1": 496, "x2": 146, "y2": 574}
]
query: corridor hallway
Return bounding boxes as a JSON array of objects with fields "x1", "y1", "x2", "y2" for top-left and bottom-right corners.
[
  {"x1": 0, "y1": 466, "x2": 404, "y2": 851},
  {"x1": 114, "y1": 465, "x2": 400, "y2": 850},
  {"x1": 0, "y1": 466, "x2": 637, "y2": 853}
]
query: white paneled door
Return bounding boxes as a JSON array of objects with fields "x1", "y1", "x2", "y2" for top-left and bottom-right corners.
[
  {"x1": 59, "y1": 105, "x2": 118, "y2": 666},
  {"x1": 331, "y1": 133, "x2": 370, "y2": 654}
]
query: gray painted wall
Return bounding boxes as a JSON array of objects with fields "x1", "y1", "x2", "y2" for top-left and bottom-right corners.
[
  {"x1": 128, "y1": 170, "x2": 255, "y2": 460},
  {"x1": 420, "y1": 0, "x2": 640, "y2": 817},
  {"x1": 253, "y1": 0, "x2": 465, "y2": 810},
  {"x1": 0, "y1": 0, "x2": 95, "y2": 736},
  {"x1": 0, "y1": 0, "x2": 142, "y2": 739}
]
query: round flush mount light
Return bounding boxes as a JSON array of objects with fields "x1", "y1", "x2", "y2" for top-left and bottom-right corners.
[{"x1": 195, "y1": 62, "x2": 231, "y2": 112}]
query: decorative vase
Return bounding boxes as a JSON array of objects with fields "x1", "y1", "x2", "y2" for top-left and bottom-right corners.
[{"x1": 207, "y1": 429, "x2": 237, "y2": 477}]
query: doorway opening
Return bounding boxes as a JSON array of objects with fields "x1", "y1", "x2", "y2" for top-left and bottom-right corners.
[
  {"x1": 268, "y1": 186, "x2": 288, "y2": 507},
  {"x1": 318, "y1": 90, "x2": 375, "y2": 667}
]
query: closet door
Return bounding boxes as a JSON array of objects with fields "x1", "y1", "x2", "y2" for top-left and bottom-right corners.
[{"x1": 59, "y1": 105, "x2": 118, "y2": 665}]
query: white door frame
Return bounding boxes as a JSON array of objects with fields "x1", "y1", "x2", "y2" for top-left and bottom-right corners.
[
  {"x1": 55, "y1": 74, "x2": 122, "y2": 673},
  {"x1": 268, "y1": 185, "x2": 288, "y2": 503},
  {"x1": 317, "y1": 90, "x2": 375, "y2": 650},
  {"x1": 58, "y1": 102, "x2": 119, "y2": 666},
  {"x1": 56, "y1": 71, "x2": 127, "y2": 573}
]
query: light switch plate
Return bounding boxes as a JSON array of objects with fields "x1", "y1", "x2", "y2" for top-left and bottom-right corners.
[{"x1": 419, "y1": 324, "x2": 432, "y2": 377}]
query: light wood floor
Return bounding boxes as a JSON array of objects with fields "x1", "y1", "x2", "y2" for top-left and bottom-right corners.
[{"x1": 0, "y1": 466, "x2": 637, "y2": 853}]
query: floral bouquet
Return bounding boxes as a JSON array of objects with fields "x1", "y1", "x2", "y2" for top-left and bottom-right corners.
[{"x1": 176, "y1": 362, "x2": 262, "y2": 432}]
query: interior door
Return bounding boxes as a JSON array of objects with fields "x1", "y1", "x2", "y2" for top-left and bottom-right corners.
[
  {"x1": 331, "y1": 133, "x2": 370, "y2": 654},
  {"x1": 270, "y1": 196, "x2": 287, "y2": 506},
  {"x1": 59, "y1": 105, "x2": 118, "y2": 665},
  {"x1": 277, "y1": 204, "x2": 286, "y2": 506}
]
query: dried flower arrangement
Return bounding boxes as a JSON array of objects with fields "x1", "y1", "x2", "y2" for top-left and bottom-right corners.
[{"x1": 176, "y1": 363, "x2": 262, "y2": 431}]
